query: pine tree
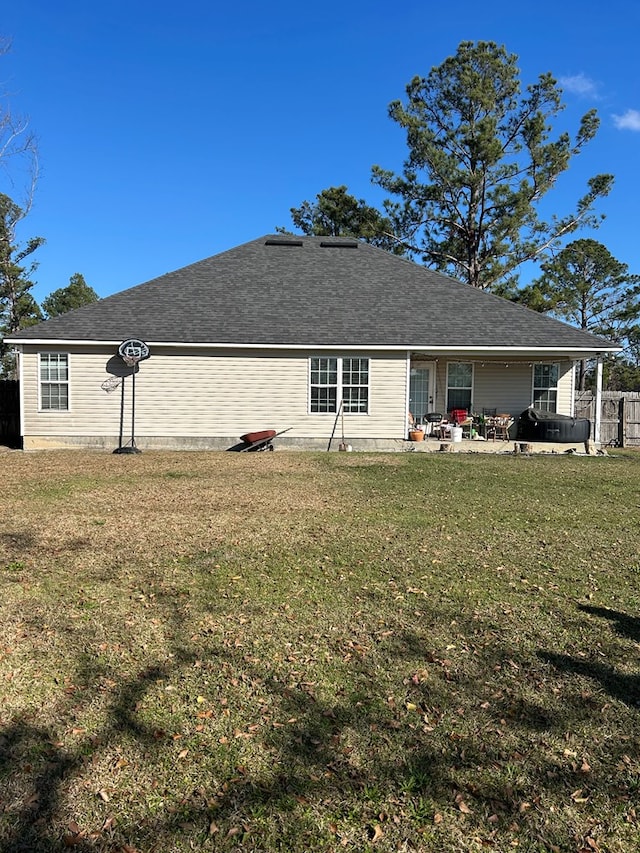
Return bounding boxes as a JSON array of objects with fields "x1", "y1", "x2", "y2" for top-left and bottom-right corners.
[
  {"x1": 0, "y1": 193, "x2": 44, "y2": 377},
  {"x1": 42, "y1": 272, "x2": 99, "y2": 318}
]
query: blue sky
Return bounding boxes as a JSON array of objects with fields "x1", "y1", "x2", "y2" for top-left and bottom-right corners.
[{"x1": 3, "y1": 0, "x2": 639, "y2": 304}]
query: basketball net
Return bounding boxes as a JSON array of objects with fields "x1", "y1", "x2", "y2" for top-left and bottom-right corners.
[{"x1": 101, "y1": 376, "x2": 123, "y2": 393}]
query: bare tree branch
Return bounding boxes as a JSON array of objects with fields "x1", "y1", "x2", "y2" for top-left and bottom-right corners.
[{"x1": 0, "y1": 37, "x2": 39, "y2": 212}]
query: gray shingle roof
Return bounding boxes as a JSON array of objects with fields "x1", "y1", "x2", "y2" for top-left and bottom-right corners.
[{"x1": 8, "y1": 235, "x2": 617, "y2": 352}]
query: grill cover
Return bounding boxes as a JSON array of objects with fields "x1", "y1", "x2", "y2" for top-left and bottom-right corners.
[{"x1": 516, "y1": 409, "x2": 590, "y2": 442}]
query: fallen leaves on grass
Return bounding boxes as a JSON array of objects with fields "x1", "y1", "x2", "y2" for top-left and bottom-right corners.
[
  {"x1": 455, "y1": 793, "x2": 472, "y2": 814},
  {"x1": 63, "y1": 821, "x2": 85, "y2": 846},
  {"x1": 369, "y1": 823, "x2": 384, "y2": 842}
]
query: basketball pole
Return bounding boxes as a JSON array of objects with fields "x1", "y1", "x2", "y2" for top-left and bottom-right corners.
[
  {"x1": 113, "y1": 366, "x2": 141, "y2": 454},
  {"x1": 130, "y1": 367, "x2": 138, "y2": 451},
  {"x1": 117, "y1": 371, "x2": 125, "y2": 450}
]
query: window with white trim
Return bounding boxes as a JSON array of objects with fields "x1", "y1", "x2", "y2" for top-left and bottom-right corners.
[
  {"x1": 532, "y1": 363, "x2": 558, "y2": 412},
  {"x1": 310, "y1": 357, "x2": 369, "y2": 413},
  {"x1": 446, "y1": 362, "x2": 473, "y2": 413},
  {"x1": 40, "y1": 353, "x2": 69, "y2": 410}
]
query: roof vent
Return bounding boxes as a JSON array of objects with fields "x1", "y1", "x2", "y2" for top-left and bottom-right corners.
[
  {"x1": 319, "y1": 240, "x2": 358, "y2": 248},
  {"x1": 265, "y1": 238, "x2": 303, "y2": 247}
]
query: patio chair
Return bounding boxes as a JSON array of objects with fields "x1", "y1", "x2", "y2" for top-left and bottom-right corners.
[
  {"x1": 450, "y1": 409, "x2": 468, "y2": 424},
  {"x1": 487, "y1": 413, "x2": 513, "y2": 441},
  {"x1": 457, "y1": 415, "x2": 473, "y2": 438}
]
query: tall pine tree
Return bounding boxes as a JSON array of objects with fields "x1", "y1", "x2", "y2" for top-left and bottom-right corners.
[
  {"x1": 42, "y1": 272, "x2": 99, "y2": 318},
  {"x1": 0, "y1": 193, "x2": 44, "y2": 377},
  {"x1": 371, "y1": 41, "x2": 613, "y2": 291}
]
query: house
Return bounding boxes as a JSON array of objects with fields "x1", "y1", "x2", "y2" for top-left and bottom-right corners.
[{"x1": 5, "y1": 235, "x2": 619, "y2": 451}]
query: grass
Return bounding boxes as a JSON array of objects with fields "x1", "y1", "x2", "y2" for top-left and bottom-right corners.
[{"x1": 1, "y1": 449, "x2": 640, "y2": 852}]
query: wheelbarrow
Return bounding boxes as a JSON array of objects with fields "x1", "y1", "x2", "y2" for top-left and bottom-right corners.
[{"x1": 238, "y1": 427, "x2": 292, "y2": 452}]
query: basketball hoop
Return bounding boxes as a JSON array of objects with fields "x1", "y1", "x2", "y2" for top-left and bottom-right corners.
[{"x1": 118, "y1": 338, "x2": 150, "y2": 367}]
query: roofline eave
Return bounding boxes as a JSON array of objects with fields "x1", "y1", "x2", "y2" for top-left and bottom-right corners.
[{"x1": 6, "y1": 338, "x2": 620, "y2": 356}]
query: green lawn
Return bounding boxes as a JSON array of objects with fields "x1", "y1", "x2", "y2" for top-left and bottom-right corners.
[{"x1": 1, "y1": 449, "x2": 639, "y2": 852}]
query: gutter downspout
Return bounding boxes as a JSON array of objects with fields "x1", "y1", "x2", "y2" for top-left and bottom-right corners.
[{"x1": 405, "y1": 352, "x2": 411, "y2": 439}]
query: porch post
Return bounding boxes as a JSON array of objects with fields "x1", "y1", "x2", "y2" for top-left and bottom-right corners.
[
  {"x1": 405, "y1": 351, "x2": 412, "y2": 438},
  {"x1": 594, "y1": 355, "x2": 603, "y2": 445}
]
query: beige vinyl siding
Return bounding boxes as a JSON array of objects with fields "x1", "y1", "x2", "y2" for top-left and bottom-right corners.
[
  {"x1": 556, "y1": 362, "x2": 574, "y2": 413},
  {"x1": 22, "y1": 348, "x2": 124, "y2": 438},
  {"x1": 20, "y1": 346, "x2": 408, "y2": 443},
  {"x1": 432, "y1": 359, "x2": 575, "y2": 417}
]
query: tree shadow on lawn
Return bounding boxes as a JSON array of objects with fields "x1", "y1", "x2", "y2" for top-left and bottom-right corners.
[
  {"x1": 0, "y1": 721, "x2": 91, "y2": 853},
  {"x1": 578, "y1": 604, "x2": 640, "y2": 643},
  {"x1": 539, "y1": 650, "x2": 640, "y2": 709},
  {"x1": 0, "y1": 530, "x2": 38, "y2": 553},
  {"x1": 540, "y1": 603, "x2": 640, "y2": 709},
  {"x1": 2, "y1": 609, "x2": 639, "y2": 851},
  {"x1": 105, "y1": 633, "x2": 638, "y2": 851},
  {"x1": 0, "y1": 653, "x2": 199, "y2": 852}
]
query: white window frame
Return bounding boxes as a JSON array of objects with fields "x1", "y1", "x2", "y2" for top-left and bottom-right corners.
[
  {"x1": 532, "y1": 363, "x2": 559, "y2": 412},
  {"x1": 446, "y1": 362, "x2": 473, "y2": 413},
  {"x1": 309, "y1": 356, "x2": 369, "y2": 414},
  {"x1": 39, "y1": 352, "x2": 70, "y2": 411}
]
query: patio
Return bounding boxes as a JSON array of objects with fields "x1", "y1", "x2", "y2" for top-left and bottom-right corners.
[
  {"x1": 321, "y1": 433, "x2": 601, "y2": 455},
  {"x1": 404, "y1": 436, "x2": 599, "y2": 455}
]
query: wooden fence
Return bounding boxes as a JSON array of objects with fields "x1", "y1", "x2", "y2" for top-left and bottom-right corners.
[
  {"x1": 574, "y1": 391, "x2": 640, "y2": 448},
  {"x1": 0, "y1": 380, "x2": 20, "y2": 448}
]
